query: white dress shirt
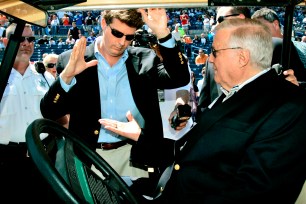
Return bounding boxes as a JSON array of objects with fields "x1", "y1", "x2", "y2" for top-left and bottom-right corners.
[{"x1": 0, "y1": 65, "x2": 49, "y2": 144}]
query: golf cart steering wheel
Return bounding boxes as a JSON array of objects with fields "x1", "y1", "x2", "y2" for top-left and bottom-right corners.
[{"x1": 25, "y1": 118, "x2": 138, "y2": 204}]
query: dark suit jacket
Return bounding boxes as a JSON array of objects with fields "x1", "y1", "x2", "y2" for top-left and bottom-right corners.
[
  {"x1": 40, "y1": 42, "x2": 190, "y2": 167},
  {"x1": 161, "y1": 69, "x2": 306, "y2": 203}
]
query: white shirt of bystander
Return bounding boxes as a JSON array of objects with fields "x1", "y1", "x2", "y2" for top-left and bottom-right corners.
[{"x1": 0, "y1": 65, "x2": 49, "y2": 143}]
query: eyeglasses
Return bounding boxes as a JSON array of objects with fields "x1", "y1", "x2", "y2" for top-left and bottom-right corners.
[
  {"x1": 217, "y1": 14, "x2": 240, "y2": 23},
  {"x1": 108, "y1": 24, "x2": 135, "y2": 41},
  {"x1": 20, "y1": 36, "x2": 36, "y2": 43},
  {"x1": 46, "y1": 63, "x2": 56, "y2": 68},
  {"x1": 211, "y1": 47, "x2": 243, "y2": 58}
]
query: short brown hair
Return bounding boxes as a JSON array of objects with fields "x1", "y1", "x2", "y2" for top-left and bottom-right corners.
[{"x1": 103, "y1": 9, "x2": 144, "y2": 29}]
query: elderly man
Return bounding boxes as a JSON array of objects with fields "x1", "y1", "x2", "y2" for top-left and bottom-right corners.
[
  {"x1": 198, "y1": 6, "x2": 299, "y2": 110},
  {"x1": 102, "y1": 18, "x2": 306, "y2": 204}
]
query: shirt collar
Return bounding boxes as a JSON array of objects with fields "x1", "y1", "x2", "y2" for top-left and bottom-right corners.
[
  {"x1": 207, "y1": 68, "x2": 271, "y2": 109},
  {"x1": 220, "y1": 68, "x2": 271, "y2": 99},
  {"x1": 12, "y1": 63, "x2": 36, "y2": 77}
]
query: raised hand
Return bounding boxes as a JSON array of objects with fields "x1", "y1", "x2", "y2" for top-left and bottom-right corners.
[
  {"x1": 60, "y1": 37, "x2": 98, "y2": 84},
  {"x1": 137, "y1": 8, "x2": 169, "y2": 39}
]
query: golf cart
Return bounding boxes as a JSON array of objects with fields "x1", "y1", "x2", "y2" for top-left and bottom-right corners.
[{"x1": 0, "y1": 0, "x2": 305, "y2": 203}]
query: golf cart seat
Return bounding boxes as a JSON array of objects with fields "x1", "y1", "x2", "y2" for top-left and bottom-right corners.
[{"x1": 25, "y1": 118, "x2": 138, "y2": 204}]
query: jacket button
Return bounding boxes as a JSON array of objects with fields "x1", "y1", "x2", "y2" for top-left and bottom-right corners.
[
  {"x1": 94, "y1": 130, "x2": 99, "y2": 135},
  {"x1": 174, "y1": 164, "x2": 180, "y2": 170}
]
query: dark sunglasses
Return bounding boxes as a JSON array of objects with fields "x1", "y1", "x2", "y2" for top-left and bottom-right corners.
[
  {"x1": 217, "y1": 14, "x2": 240, "y2": 23},
  {"x1": 20, "y1": 36, "x2": 36, "y2": 43},
  {"x1": 108, "y1": 24, "x2": 135, "y2": 41},
  {"x1": 211, "y1": 47, "x2": 243, "y2": 58},
  {"x1": 46, "y1": 63, "x2": 56, "y2": 68}
]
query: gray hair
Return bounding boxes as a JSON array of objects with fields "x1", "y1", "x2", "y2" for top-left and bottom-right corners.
[
  {"x1": 215, "y1": 18, "x2": 273, "y2": 69},
  {"x1": 251, "y1": 8, "x2": 280, "y2": 27}
]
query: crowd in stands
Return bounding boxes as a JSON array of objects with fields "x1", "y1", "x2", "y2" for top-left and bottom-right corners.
[{"x1": 0, "y1": 6, "x2": 306, "y2": 82}]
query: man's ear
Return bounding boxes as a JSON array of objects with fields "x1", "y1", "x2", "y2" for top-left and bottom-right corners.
[
  {"x1": 101, "y1": 18, "x2": 107, "y2": 30},
  {"x1": 238, "y1": 14, "x2": 246, "y2": 19},
  {"x1": 239, "y1": 49, "x2": 250, "y2": 68},
  {"x1": 272, "y1": 20, "x2": 280, "y2": 31}
]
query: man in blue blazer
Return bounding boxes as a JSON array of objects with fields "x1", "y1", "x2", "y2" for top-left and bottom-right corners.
[{"x1": 40, "y1": 9, "x2": 189, "y2": 178}]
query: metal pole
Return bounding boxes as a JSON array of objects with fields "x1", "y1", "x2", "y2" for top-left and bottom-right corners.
[{"x1": 281, "y1": 3, "x2": 294, "y2": 70}]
